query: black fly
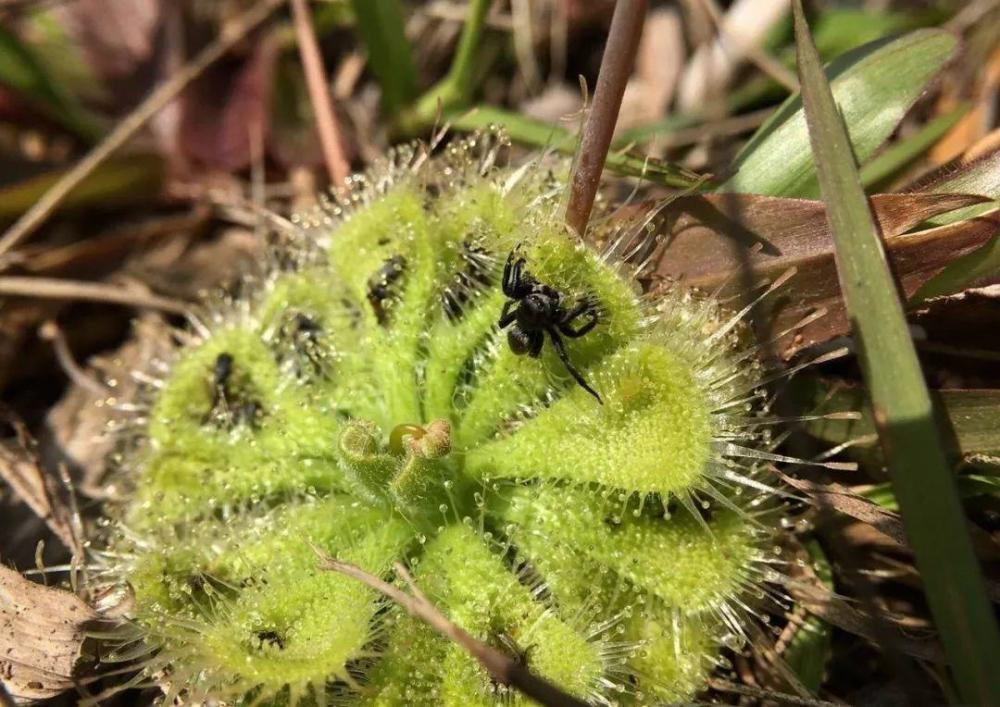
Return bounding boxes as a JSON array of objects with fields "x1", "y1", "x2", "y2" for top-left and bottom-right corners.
[
  {"x1": 367, "y1": 254, "x2": 407, "y2": 325},
  {"x1": 498, "y1": 250, "x2": 602, "y2": 403},
  {"x1": 206, "y1": 352, "x2": 260, "y2": 428}
]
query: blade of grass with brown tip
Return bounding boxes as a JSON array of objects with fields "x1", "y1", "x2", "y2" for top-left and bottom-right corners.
[{"x1": 790, "y1": 2, "x2": 1000, "y2": 704}]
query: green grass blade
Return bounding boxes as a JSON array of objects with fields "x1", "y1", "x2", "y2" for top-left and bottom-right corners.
[
  {"x1": 723, "y1": 30, "x2": 957, "y2": 197},
  {"x1": 859, "y1": 103, "x2": 969, "y2": 190},
  {"x1": 348, "y1": 0, "x2": 419, "y2": 115},
  {"x1": 791, "y1": 3, "x2": 1000, "y2": 704},
  {"x1": 447, "y1": 106, "x2": 706, "y2": 189},
  {"x1": 0, "y1": 25, "x2": 104, "y2": 141},
  {"x1": 924, "y1": 149, "x2": 1000, "y2": 227}
]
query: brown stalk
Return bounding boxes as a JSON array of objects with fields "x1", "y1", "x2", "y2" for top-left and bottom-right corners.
[
  {"x1": 314, "y1": 550, "x2": 589, "y2": 707},
  {"x1": 289, "y1": 0, "x2": 351, "y2": 189},
  {"x1": 0, "y1": 276, "x2": 190, "y2": 315},
  {"x1": 565, "y1": 0, "x2": 648, "y2": 236}
]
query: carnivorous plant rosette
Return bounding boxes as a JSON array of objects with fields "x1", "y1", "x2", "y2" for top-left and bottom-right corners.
[{"x1": 98, "y1": 135, "x2": 802, "y2": 705}]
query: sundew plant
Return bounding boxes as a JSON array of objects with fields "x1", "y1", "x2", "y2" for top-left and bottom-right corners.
[{"x1": 92, "y1": 133, "x2": 810, "y2": 706}]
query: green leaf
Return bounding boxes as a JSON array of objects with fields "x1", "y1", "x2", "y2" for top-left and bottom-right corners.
[
  {"x1": 0, "y1": 25, "x2": 104, "y2": 141},
  {"x1": 348, "y1": 0, "x2": 419, "y2": 115},
  {"x1": 860, "y1": 103, "x2": 970, "y2": 190},
  {"x1": 923, "y1": 149, "x2": 1000, "y2": 227},
  {"x1": 0, "y1": 154, "x2": 163, "y2": 221},
  {"x1": 723, "y1": 30, "x2": 957, "y2": 197},
  {"x1": 791, "y1": 4, "x2": 1000, "y2": 704}
]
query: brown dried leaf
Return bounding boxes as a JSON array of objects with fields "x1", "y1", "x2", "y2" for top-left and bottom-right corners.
[
  {"x1": 788, "y1": 577, "x2": 944, "y2": 664},
  {"x1": 774, "y1": 469, "x2": 908, "y2": 547},
  {"x1": 0, "y1": 408, "x2": 75, "y2": 550},
  {"x1": 180, "y1": 36, "x2": 278, "y2": 172},
  {"x1": 43, "y1": 314, "x2": 172, "y2": 499},
  {"x1": 0, "y1": 565, "x2": 97, "y2": 701},
  {"x1": 654, "y1": 192, "x2": 996, "y2": 355}
]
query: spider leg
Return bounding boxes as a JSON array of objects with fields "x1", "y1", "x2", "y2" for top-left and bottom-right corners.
[
  {"x1": 527, "y1": 330, "x2": 544, "y2": 357},
  {"x1": 546, "y1": 326, "x2": 602, "y2": 403},
  {"x1": 559, "y1": 298, "x2": 600, "y2": 338},
  {"x1": 498, "y1": 299, "x2": 517, "y2": 328},
  {"x1": 501, "y1": 251, "x2": 516, "y2": 296}
]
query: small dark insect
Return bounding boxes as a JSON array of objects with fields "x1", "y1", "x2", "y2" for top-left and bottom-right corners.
[
  {"x1": 367, "y1": 254, "x2": 407, "y2": 325},
  {"x1": 253, "y1": 629, "x2": 285, "y2": 650},
  {"x1": 498, "y1": 250, "x2": 602, "y2": 403},
  {"x1": 213, "y1": 351, "x2": 234, "y2": 389},
  {"x1": 206, "y1": 352, "x2": 261, "y2": 428},
  {"x1": 282, "y1": 312, "x2": 327, "y2": 378},
  {"x1": 442, "y1": 240, "x2": 495, "y2": 319}
]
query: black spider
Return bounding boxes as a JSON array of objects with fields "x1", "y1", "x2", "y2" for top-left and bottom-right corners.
[{"x1": 498, "y1": 250, "x2": 602, "y2": 403}]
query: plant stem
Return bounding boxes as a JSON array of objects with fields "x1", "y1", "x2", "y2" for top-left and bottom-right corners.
[
  {"x1": 565, "y1": 0, "x2": 648, "y2": 236},
  {"x1": 791, "y1": 3, "x2": 1000, "y2": 704},
  {"x1": 400, "y1": 0, "x2": 493, "y2": 133},
  {"x1": 290, "y1": 0, "x2": 351, "y2": 188}
]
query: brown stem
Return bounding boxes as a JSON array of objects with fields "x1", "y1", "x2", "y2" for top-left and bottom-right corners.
[
  {"x1": 290, "y1": 0, "x2": 351, "y2": 189},
  {"x1": 314, "y1": 550, "x2": 589, "y2": 707},
  {"x1": 565, "y1": 0, "x2": 648, "y2": 236}
]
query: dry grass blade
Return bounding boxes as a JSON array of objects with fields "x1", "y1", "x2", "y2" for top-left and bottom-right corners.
[
  {"x1": 314, "y1": 549, "x2": 589, "y2": 707},
  {"x1": 791, "y1": 2, "x2": 1000, "y2": 703},
  {"x1": 0, "y1": 0, "x2": 285, "y2": 263},
  {"x1": 290, "y1": 0, "x2": 350, "y2": 188},
  {"x1": 786, "y1": 580, "x2": 944, "y2": 663},
  {"x1": 0, "y1": 407, "x2": 76, "y2": 550},
  {"x1": 0, "y1": 276, "x2": 190, "y2": 314}
]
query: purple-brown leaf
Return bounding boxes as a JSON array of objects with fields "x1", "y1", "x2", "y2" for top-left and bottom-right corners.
[{"x1": 653, "y1": 192, "x2": 996, "y2": 355}]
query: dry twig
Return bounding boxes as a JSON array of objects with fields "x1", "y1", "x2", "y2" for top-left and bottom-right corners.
[
  {"x1": 314, "y1": 549, "x2": 589, "y2": 707},
  {"x1": 0, "y1": 276, "x2": 190, "y2": 314},
  {"x1": 290, "y1": 0, "x2": 351, "y2": 188}
]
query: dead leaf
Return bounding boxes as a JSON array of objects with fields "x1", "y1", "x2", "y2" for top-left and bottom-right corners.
[
  {"x1": 0, "y1": 565, "x2": 97, "y2": 701},
  {"x1": 787, "y1": 577, "x2": 944, "y2": 663},
  {"x1": 653, "y1": 192, "x2": 997, "y2": 355},
  {"x1": 0, "y1": 407, "x2": 75, "y2": 550},
  {"x1": 180, "y1": 35, "x2": 278, "y2": 172},
  {"x1": 43, "y1": 314, "x2": 173, "y2": 500},
  {"x1": 773, "y1": 469, "x2": 909, "y2": 547}
]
